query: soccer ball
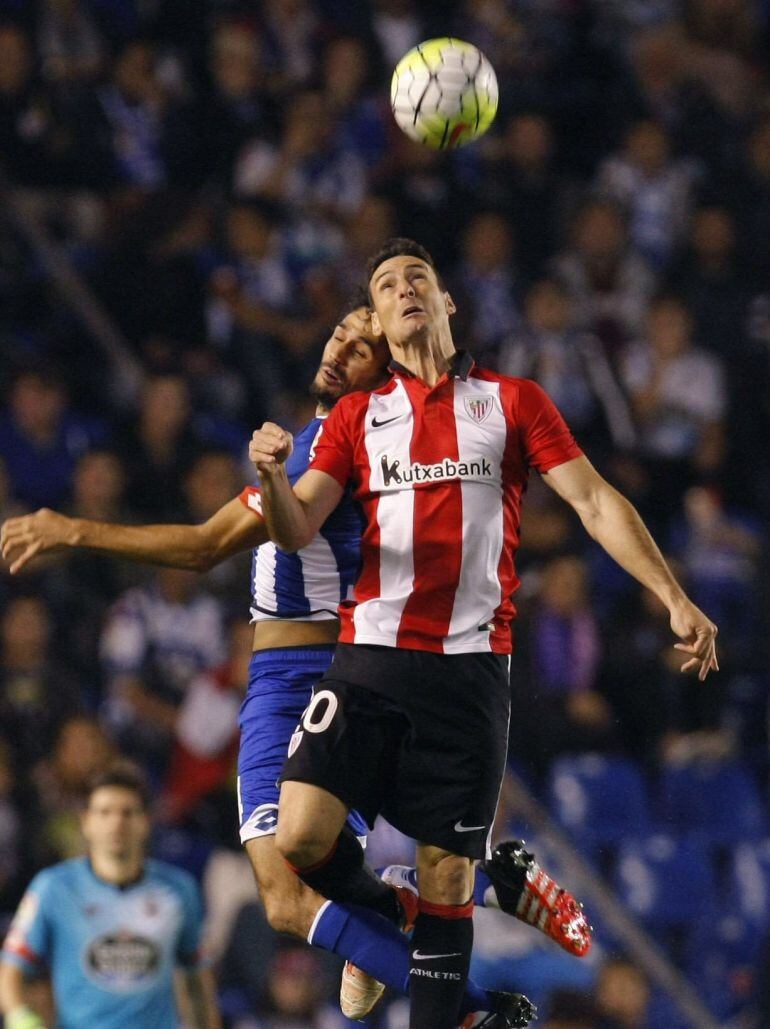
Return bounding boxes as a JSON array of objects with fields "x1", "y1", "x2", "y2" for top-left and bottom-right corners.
[{"x1": 390, "y1": 37, "x2": 498, "y2": 150}]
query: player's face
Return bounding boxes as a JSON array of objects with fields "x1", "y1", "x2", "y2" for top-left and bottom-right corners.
[
  {"x1": 369, "y1": 255, "x2": 455, "y2": 347},
  {"x1": 310, "y1": 307, "x2": 389, "y2": 406},
  {"x1": 82, "y1": 787, "x2": 150, "y2": 860}
]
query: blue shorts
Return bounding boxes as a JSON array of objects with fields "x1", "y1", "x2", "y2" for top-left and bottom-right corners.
[{"x1": 237, "y1": 645, "x2": 368, "y2": 844}]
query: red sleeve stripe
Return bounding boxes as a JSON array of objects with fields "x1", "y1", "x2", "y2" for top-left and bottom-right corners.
[
  {"x1": 238, "y1": 486, "x2": 263, "y2": 515},
  {"x1": 3, "y1": 940, "x2": 43, "y2": 964}
]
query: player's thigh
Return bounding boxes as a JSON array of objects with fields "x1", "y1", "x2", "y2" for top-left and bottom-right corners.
[
  {"x1": 279, "y1": 678, "x2": 411, "y2": 839},
  {"x1": 383, "y1": 651, "x2": 511, "y2": 860},
  {"x1": 244, "y1": 835, "x2": 324, "y2": 938},
  {"x1": 275, "y1": 780, "x2": 349, "y2": 862},
  {"x1": 237, "y1": 648, "x2": 331, "y2": 843}
]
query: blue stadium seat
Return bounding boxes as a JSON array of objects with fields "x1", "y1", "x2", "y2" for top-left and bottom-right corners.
[
  {"x1": 726, "y1": 838, "x2": 770, "y2": 925},
  {"x1": 684, "y1": 909, "x2": 763, "y2": 1021},
  {"x1": 547, "y1": 753, "x2": 651, "y2": 857},
  {"x1": 659, "y1": 759, "x2": 767, "y2": 846},
  {"x1": 613, "y1": 834, "x2": 716, "y2": 929}
]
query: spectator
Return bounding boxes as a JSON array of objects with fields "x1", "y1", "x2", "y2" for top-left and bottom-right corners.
[
  {"x1": 511, "y1": 556, "x2": 615, "y2": 779},
  {"x1": 261, "y1": 0, "x2": 320, "y2": 92},
  {"x1": 551, "y1": 199, "x2": 657, "y2": 355},
  {"x1": 595, "y1": 958, "x2": 650, "y2": 1029},
  {"x1": 162, "y1": 619, "x2": 251, "y2": 824},
  {"x1": 234, "y1": 89, "x2": 366, "y2": 223},
  {"x1": 181, "y1": 450, "x2": 250, "y2": 611},
  {"x1": 196, "y1": 21, "x2": 277, "y2": 191},
  {"x1": 451, "y1": 211, "x2": 521, "y2": 356},
  {"x1": 100, "y1": 566, "x2": 227, "y2": 774},
  {"x1": 597, "y1": 118, "x2": 700, "y2": 270},
  {"x1": 40, "y1": 450, "x2": 138, "y2": 690},
  {"x1": 0, "y1": 22, "x2": 76, "y2": 186},
  {"x1": 29, "y1": 715, "x2": 115, "y2": 865},
  {"x1": 0, "y1": 368, "x2": 105, "y2": 510},
  {"x1": 254, "y1": 947, "x2": 341, "y2": 1029},
  {"x1": 732, "y1": 116, "x2": 770, "y2": 287},
  {"x1": 321, "y1": 35, "x2": 391, "y2": 174},
  {"x1": 114, "y1": 373, "x2": 204, "y2": 519},
  {"x1": 0, "y1": 595, "x2": 82, "y2": 769},
  {"x1": 37, "y1": 0, "x2": 106, "y2": 89},
  {"x1": 496, "y1": 277, "x2": 635, "y2": 454},
  {"x1": 477, "y1": 112, "x2": 569, "y2": 283},
  {"x1": 670, "y1": 484, "x2": 762, "y2": 653},
  {"x1": 85, "y1": 38, "x2": 175, "y2": 192},
  {"x1": 621, "y1": 294, "x2": 727, "y2": 483},
  {"x1": 667, "y1": 205, "x2": 750, "y2": 358},
  {"x1": 601, "y1": 586, "x2": 691, "y2": 765},
  {"x1": 0, "y1": 740, "x2": 23, "y2": 912}
]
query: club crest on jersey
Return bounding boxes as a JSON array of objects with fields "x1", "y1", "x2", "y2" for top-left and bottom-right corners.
[{"x1": 464, "y1": 396, "x2": 492, "y2": 423}]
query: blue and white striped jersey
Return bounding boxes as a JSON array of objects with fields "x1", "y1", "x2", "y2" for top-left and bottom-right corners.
[{"x1": 240, "y1": 416, "x2": 364, "y2": 622}]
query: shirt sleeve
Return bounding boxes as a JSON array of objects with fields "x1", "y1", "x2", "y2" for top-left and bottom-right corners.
[
  {"x1": 2, "y1": 875, "x2": 54, "y2": 972},
  {"x1": 517, "y1": 379, "x2": 583, "y2": 473},
  {"x1": 238, "y1": 485, "x2": 263, "y2": 516},
  {"x1": 308, "y1": 404, "x2": 355, "y2": 488}
]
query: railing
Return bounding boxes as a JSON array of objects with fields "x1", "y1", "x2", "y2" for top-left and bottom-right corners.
[
  {"x1": 505, "y1": 771, "x2": 721, "y2": 1029},
  {"x1": 1, "y1": 176, "x2": 144, "y2": 405}
]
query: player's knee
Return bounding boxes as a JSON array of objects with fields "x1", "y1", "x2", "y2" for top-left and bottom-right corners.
[
  {"x1": 274, "y1": 821, "x2": 331, "y2": 870},
  {"x1": 421, "y1": 852, "x2": 474, "y2": 903},
  {"x1": 259, "y1": 878, "x2": 307, "y2": 936}
]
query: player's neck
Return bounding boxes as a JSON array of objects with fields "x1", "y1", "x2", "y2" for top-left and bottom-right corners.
[
  {"x1": 89, "y1": 852, "x2": 144, "y2": 888},
  {"x1": 390, "y1": 327, "x2": 456, "y2": 387}
]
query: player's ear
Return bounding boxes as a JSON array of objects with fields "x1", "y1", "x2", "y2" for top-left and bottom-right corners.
[
  {"x1": 370, "y1": 308, "x2": 382, "y2": 335},
  {"x1": 444, "y1": 292, "x2": 457, "y2": 316}
]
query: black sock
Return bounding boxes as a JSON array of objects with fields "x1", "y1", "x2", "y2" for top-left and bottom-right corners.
[
  {"x1": 409, "y1": 899, "x2": 474, "y2": 1029},
  {"x1": 290, "y1": 826, "x2": 401, "y2": 923}
]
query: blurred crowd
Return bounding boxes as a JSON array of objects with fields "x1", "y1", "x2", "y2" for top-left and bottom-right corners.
[{"x1": 1, "y1": 0, "x2": 770, "y2": 1025}]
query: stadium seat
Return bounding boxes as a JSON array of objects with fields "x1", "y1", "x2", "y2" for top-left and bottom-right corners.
[
  {"x1": 547, "y1": 753, "x2": 651, "y2": 859},
  {"x1": 658, "y1": 759, "x2": 767, "y2": 846},
  {"x1": 613, "y1": 834, "x2": 716, "y2": 930},
  {"x1": 684, "y1": 909, "x2": 763, "y2": 1021},
  {"x1": 726, "y1": 838, "x2": 770, "y2": 925}
]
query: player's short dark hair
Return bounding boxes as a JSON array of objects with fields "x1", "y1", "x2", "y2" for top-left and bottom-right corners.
[
  {"x1": 365, "y1": 237, "x2": 442, "y2": 294},
  {"x1": 88, "y1": 765, "x2": 151, "y2": 810},
  {"x1": 336, "y1": 285, "x2": 371, "y2": 324}
]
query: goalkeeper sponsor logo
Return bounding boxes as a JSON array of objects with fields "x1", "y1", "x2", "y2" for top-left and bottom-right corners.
[
  {"x1": 379, "y1": 454, "x2": 493, "y2": 489},
  {"x1": 84, "y1": 933, "x2": 161, "y2": 989}
]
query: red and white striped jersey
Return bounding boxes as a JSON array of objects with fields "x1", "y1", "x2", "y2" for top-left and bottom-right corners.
[{"x1": 310, "y1": 352, "x2": 582, "y2": 654}]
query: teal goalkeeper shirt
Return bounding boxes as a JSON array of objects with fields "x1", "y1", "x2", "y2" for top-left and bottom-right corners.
[{"x1": 2, "y1": 856, "x2": 204, "y2": 1028}]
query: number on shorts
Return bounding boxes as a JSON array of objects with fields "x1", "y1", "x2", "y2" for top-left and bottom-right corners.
[{"x1": 302, "y1": 689, "x2": 338, "y2": 734}]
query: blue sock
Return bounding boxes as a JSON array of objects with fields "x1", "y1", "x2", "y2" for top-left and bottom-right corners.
[
  {"x1": 309, "y1": 900, "x2": 492, "y2": 1017},
  {"x1": 473, "y1": 866, "x2": 496, "y2": 907}
]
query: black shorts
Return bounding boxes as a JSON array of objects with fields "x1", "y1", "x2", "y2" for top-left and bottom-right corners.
[{"x1": 279, "y1": 644, "x2": 511, "y2": 858}]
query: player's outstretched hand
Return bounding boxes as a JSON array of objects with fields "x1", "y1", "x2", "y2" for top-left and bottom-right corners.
[
  {"x1": 1, "y1": 508, "x2": 73, "y2": 574},
  {"x1": 249, "y1": 423, "x2": 294, "y2": 475},
  {"x1": 669, "y1": 598, "x2": 719, "y2": 681}
]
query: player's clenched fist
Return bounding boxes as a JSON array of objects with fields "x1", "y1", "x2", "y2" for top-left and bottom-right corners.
[
  {"x1": 249, "y1": 423, "x2": 294, "y2": 473},
  {"x1": 1, "y1": 508, "x2": 73, "y2": 574}
]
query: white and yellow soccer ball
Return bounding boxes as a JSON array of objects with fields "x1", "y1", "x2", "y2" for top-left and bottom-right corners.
[{"x1": 390, "y1": 37, "x2": 498, "y2": 150}]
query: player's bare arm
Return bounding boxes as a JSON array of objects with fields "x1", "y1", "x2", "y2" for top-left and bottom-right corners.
[
  {"x1": 543, "y1": 454, "x2": 718, "y2": 680},
  {"x1": 178, "y1": 968, "x2": 221, "y2": 1029},
  {"x1": 0, "y1": 497, "x2": 267, "y2": 575},
  {"x1": 248, "y1": 423, "x2": 343, "y2": 551},
  {"x1": 0, "y1": 961, "x2": 50, "y2": 1028}
]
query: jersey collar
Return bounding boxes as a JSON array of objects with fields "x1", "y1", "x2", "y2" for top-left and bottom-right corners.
[{"x1": 388, "y1": 349, "x2": 475, "y2": 382}]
